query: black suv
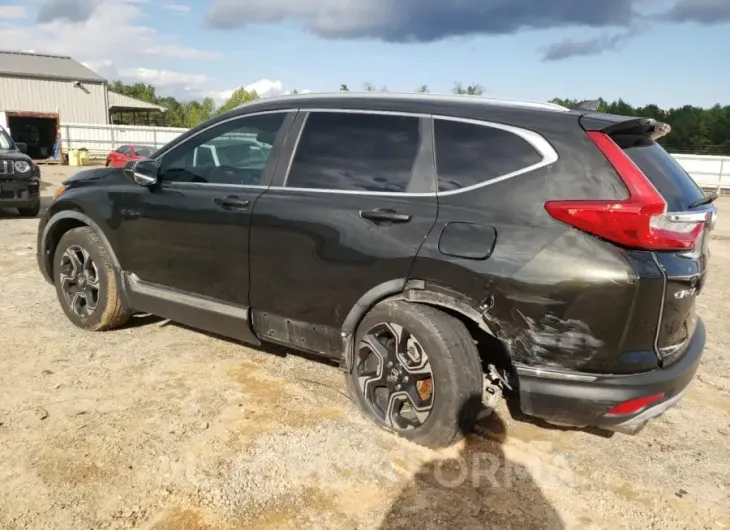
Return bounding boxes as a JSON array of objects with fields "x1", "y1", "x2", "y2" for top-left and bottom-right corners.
[
  {"x1": 37, "y1": 93, "x2": 714, "y2": 448},
  {"x1": 1, "y1": 125, "x2": 41, "y2": 217}
]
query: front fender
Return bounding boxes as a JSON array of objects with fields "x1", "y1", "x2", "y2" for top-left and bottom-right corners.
[{"x1": 38, "y1": 209, "x2": 122, "y2": 284}]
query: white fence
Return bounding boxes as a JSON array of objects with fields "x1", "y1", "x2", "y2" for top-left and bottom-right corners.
[
  {"x1": 671, "y1": 154, "x2": 730, "y2": 191},
  {"x1": 59, "y1": 122, "x2": 730, "y2": 190},
  {"x1": 60, "y1": 122, "x2": 188, "y2": 158}
]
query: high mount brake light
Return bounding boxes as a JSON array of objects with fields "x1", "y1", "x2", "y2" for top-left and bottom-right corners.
[{"x1": 545, "y1": 131, "x2": 706, "y2": 251}]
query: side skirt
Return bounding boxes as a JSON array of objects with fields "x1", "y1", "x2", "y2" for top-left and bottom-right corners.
[
  {"x1": 123, "y1": 273, "x2": 261, "y2": 346},
  {"x1": 251, "y1": 309, "x2": 343, "y2": 360}
]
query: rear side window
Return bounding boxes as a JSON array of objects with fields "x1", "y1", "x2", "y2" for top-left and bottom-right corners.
[
  {"x1": 611, "y1": 134, "x2": 705, "y2": 211},
  {"x1": 286, "y1": 112, "x2": 421, "y2": 193},
  {"x1": 434, "y1": 119, "x2": 543, "y2": 192}
]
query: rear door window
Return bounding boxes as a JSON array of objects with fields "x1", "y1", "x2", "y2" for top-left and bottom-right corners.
[
  {"x1": 285, "y1": 112, "x2": 422, "y2": 193},
  {"x1": 611, "y1": 134, "x2": 705, "y2": 211},
  {"x1": 434, "y1": 119, "x2": 543, "y2": 192}
]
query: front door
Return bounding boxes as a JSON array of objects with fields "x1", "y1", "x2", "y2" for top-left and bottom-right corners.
[
  {"x1": 249, "y1": 110, "x2": 438, "y2": 353},
  {"x1": 115, "y1": 111, "x2": 295, "y2": 308}
]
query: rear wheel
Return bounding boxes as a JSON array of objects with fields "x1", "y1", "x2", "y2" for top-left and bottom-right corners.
[
  {"x1": 53, "y1": 227, "x2": 131, "y2": 331},
  {"x1": 346, "y1": 301, "x2": 483, "y2": 448}
]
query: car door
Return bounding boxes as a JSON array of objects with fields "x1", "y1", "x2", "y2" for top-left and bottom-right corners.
[
  {"x1": 115, "y1": 110, "x2": 296, "y2": 308},
  {"x1": 248, "y1": 109, "x2": 438, "y2": 356}
]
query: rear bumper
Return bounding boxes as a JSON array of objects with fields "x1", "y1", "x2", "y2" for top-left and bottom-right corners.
[{"x1": 515, "y1": 317, "x2": 705, "y2": 433}]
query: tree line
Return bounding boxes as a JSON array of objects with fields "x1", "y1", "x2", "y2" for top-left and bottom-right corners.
[{"x1": 109, "y1": 80, "x2": 730, "y2": 155}]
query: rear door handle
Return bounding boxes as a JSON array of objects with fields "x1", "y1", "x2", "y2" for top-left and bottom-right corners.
[
  {"x1": 214, "y1": 196, "x2": 251, "y2": 210},
  {"x1": 359, "y1": 208, "x2": 412, "y2": 223}
]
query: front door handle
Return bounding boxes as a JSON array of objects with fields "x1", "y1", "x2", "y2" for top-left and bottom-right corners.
[
  {"x1": 359, "y1": 208, "x2": 412, "y2": 223},
  {"x1": 214, "y1": 196, "x2": 251, "y2": 210}
]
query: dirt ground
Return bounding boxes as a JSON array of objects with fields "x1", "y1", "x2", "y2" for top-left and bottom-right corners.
[{"x1": 0, "y1": 166, "x2": 728, "y2": 530}]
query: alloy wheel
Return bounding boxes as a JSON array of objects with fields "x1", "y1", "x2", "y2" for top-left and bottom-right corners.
[
  {"x1": 59, "y1": 245, "x2": 100, "y2": 318},
  {"x1": 355, "y1": 322, "x2": 435, "y2": 431}
]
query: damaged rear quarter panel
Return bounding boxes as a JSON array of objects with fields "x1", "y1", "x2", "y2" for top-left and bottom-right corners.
[{"x1": 487, "y1": 229, "x2": 641, "y2": 373}]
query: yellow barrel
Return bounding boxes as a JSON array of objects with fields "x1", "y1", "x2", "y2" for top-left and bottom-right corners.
[
  {"x1": 67, "y1": 149, "x2": 79, "y2": 166},
  {"x1": 78, "y1": 149, "x2": 90, "y2": 166}
]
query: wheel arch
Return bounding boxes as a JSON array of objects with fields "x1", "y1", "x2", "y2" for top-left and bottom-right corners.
[
  {"x1": 41, "y1": 210, "x2": 122, "y2": 284},
  {"x1": 339, "y1": 279, "x2": 496, "y2": 372}
]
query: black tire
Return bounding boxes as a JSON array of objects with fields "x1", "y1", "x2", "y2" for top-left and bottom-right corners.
[
  {"x1": 346, "y1": 300, "x2": 483, "y2": 448},
  {"x1": 18, "y1": 202, "x2": 40, "y2": 218},
  {"x1": 53, "y1": 227, "x2": 131, "y2": 331}
]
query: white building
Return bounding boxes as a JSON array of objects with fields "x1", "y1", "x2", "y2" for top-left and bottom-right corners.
[{"x1": 0, "y1": 50, "x2": 164, "y2": 159}]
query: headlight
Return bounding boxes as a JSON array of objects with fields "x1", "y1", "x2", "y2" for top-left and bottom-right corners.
[
  {"x1": 14, "y1": 160, "x2": 30, "y2": 173},
  {"x1": 54, "y1": 186, "x2": 67, "y2": 199}
]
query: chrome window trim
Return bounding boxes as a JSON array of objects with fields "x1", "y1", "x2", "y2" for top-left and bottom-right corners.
[
  {"x1": 151, "y1": 108, "x2": 559, "y2": 196},
  {"x1": 273, "y1": 109, "x2": 558, "y2": 197}
]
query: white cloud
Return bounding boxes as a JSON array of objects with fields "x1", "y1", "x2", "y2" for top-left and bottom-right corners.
[
  {"x1": 2, "y1": 0, "x2": 305, "y2": 108},
  {"x1": 245, "y1": 78, "x2": 285, "y2": 97},
  {"x1": 81, "y1": 59, "x2": 119, "y2": 80},
  {"x1": 0, "y1": 1, "x2": 217, "y2": 62},
  {"x1": 162, "y1": 2, "x2": 191, "y2": 13},
  {"x1": 0, "y1": 5, "x2": 25, "y2": 19},
  {"x1": 204, "y1": 79, "x2": 310, "y2": 105},
  {"x1": 81, "y1": 62, "x2": 295, "y2": 106},
  {"x1": 122, "y1": 67, "x2": 210, "y2": 87}
]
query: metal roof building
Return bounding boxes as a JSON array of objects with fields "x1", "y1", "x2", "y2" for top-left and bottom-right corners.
[
  {"x1": 0, "y1": 50, "x2": 164, "y2": 125},
  {"x1": 0, "y1": 50, "x2": 168, "y2": 160}
]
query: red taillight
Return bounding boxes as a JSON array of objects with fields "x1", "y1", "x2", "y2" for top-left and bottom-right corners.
[
  {"x1": 606, "y1": 393, "x2": 665, "y2": 416},
  {"x1": 545, "y1": 131, "x2": 704, "y2": 251}
]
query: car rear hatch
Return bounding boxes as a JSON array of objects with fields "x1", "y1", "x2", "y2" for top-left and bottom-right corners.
[{"x1": 551, "y1": 113, "x2": 716, "y2": 366}]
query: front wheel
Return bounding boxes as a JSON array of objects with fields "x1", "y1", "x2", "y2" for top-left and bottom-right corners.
[
  {"x1": 346, "y1": 301, "x2": 483, "y2": 448},
  {"x1": 53, "y1": 227, "x2": 131, "y2": 331}
]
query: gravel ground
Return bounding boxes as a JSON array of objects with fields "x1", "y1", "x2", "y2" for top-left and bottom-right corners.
[{"x1": 0, "y1": 166, "x2": 728, "y2": 530}]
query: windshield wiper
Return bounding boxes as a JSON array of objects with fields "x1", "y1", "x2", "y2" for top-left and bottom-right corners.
[{"x1": 688, "y1": 191, "x2": 718, "y2": 209}]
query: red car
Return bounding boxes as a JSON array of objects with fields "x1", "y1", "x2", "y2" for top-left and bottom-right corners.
[{"x1": 105, "y1": 145, "x2": 155, "y2": 167}]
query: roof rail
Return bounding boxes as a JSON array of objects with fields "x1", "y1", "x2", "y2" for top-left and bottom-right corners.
[{"x1": 236, "y1": 91, "x2": 570, "y2": 112}]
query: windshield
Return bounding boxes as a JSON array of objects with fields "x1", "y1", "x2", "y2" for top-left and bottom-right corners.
[
  {"x1": 0, "y1": 126, "x2": 13, "y2": 150},
  {"x1": 135, "y1": 146, "x2": 155, "y2": 158}
]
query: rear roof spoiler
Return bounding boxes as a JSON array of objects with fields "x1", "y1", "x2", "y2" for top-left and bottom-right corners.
[{"x1": 579, "y1": 113, "x2": 671, "y2": 140}]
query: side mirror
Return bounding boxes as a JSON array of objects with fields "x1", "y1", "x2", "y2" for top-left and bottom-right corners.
[
  {"x1": 123, "y1": 159, "x2": 158, "y2": 186},
  {"x1": 16, "y1": 142, "x2": 27, "y2": 154}
]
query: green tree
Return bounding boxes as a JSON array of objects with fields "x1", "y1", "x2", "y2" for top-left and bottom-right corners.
[
  {"x1": 453, "y1": 82, "x2": 485, "y2": 96},
  {"x1": 416, "y1": 85, "x2": 429, "y2": 93},
  {"x1": 362, "y1": 82, "x2": 376, "y2": 92},
  {"x1": 216, "y1": 88, "x2": 259, "y2": 116},
  {"x1": 340, "y1": 84, "x2": 350, "y2": 91}
]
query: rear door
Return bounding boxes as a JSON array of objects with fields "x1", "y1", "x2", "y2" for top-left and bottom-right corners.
[
  {"x1": 248, "y1": 109, "x2": 438, "y2": 354},
  {"x1": 610, "y1": 131, "x2": 715, "y2": 362}
]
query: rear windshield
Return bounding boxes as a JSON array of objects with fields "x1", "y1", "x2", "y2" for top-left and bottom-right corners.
[{"x1": 612, "y1": 134, "x2": 705, "y2": 211}]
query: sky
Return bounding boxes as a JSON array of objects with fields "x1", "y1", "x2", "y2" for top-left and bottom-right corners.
[{"x1": 0, "y1": 0, "x2": 729, "y2": 108}]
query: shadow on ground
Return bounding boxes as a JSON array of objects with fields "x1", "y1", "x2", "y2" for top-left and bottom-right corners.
[{"x1": 380, "y1": 400, "x2": 565, "y2": 529}]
